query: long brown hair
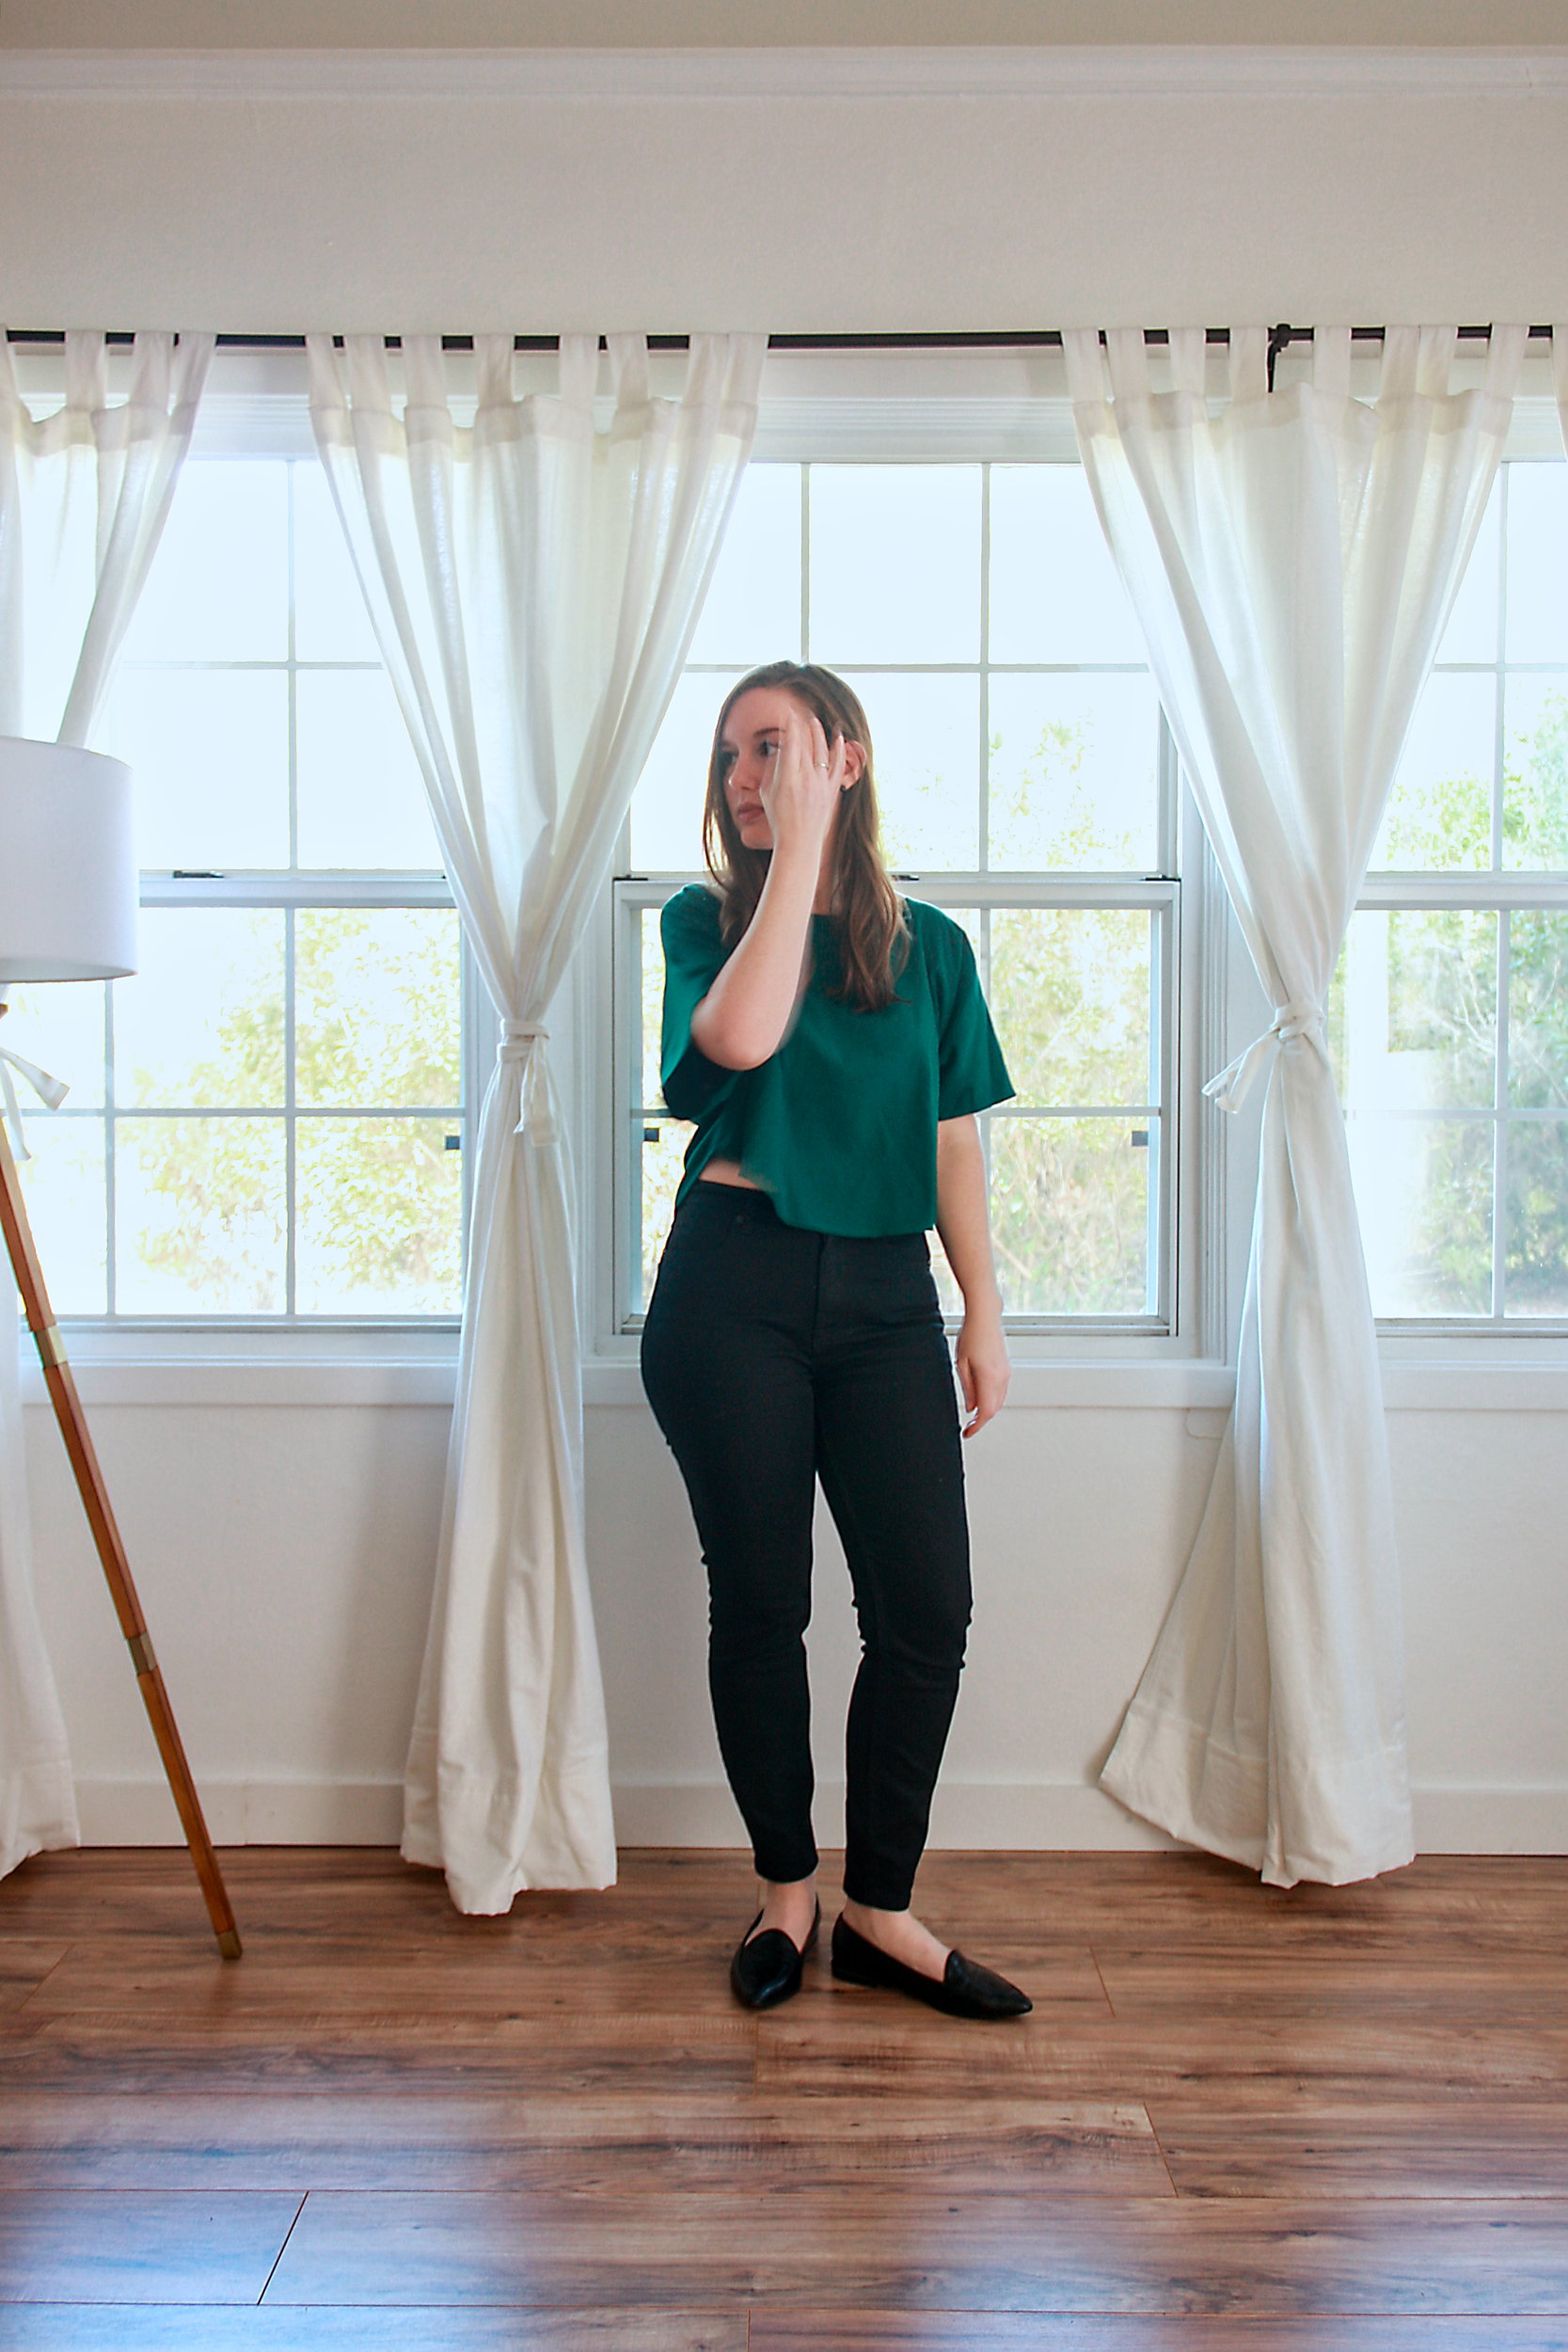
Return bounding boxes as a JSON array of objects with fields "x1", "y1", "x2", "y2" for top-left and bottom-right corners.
[{"x1": 702, "y1": 661, "x2": 908, "y2": 1013}]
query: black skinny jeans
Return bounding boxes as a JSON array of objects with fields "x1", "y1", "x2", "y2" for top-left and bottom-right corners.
[{"x1": 640, "y1": 1183, "x2": 972, "y2": 1911}]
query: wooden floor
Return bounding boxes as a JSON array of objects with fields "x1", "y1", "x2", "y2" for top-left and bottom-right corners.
[{"x1": 1, "y1": 1848, "x2": 1567, "y2": 2348}]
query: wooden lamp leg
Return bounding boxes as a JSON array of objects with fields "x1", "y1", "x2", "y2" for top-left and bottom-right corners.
[{"x1": 0, "y1": 1117, "x2": 241, "y2": 1959}]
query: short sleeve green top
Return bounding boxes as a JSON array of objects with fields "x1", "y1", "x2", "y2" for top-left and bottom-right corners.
[{"x1": 658, "y1": 884, "x2": 1014, "y2": 1238}]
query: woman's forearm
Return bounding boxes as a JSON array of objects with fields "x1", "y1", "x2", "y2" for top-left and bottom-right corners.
[
  {"x1": 936, "y1": 1116, "x2": 1000, "y2": 1312},
  {"x1": 689, "y1": 842, "x2": 819, "y2": 1070},
  {"x1": 936, "y1": 1115, "x2": 1009, "y2": 1436}
]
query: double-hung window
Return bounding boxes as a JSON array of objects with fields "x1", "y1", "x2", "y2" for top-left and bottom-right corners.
[
  {"x1": 1338, "y1": 451, "x2": 1568, "y2": 1328},
  {"x1": 12, "y1": 448, "x2": 469, "y2": 1325},
  {"x1": 610, "y1": 452, "x2": 1185, "y2": 1342}
]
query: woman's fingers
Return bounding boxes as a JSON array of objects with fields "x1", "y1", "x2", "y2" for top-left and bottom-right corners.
[
  {"x1": 764, "y1": 705, "x2": 846, "y2": 847},
  {"x1": 958, "y1": 1329, "x2": 1009, "y2": 1438}
]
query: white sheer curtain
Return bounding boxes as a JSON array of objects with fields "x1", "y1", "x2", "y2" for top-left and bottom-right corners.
[
  {"x1": 0, "y1": 328, "x2": 213, "y2": 1878},
  {"x1": 309, "y1": 331, "x2": 763, "y2": 1913},
  {"x1": 1065, "y1": 324, "x2": 1524, "y2": 1887}
]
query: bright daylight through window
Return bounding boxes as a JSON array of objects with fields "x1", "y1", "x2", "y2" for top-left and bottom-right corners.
[
  {"x1": 1337, "y1": 458, "x2": 1568, "y2": 1325},
  {"x1": 11, "y1": 458, "x2": 467, "y2": 1319},
  {"x1": 13, "y1": 439, "x2": 1568, "y2": 1334}
]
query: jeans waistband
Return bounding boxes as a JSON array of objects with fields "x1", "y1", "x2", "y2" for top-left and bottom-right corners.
[
  {"x1": 676, "y1": 1180, "x2": 927, "y2": 1248},
  {"x1": 680, "y1": 1181, "x2": 785, "y2": 1228}
]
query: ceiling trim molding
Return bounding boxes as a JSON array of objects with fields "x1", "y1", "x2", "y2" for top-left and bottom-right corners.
[{"x1": 3, "y1": 44, "x2": 1567, "y2": 101}]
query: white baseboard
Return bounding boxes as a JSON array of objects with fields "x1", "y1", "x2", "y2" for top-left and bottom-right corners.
[
  {"x1": 70, "y1": 1775, "x2": 1568, "y2": 1856},
  {"x1": 607, "y1": 1781, "x2": 1186, "y2": 1851},
  {"x1": 74, "y1": 1778, "x2": 405, "y2": 1847}
]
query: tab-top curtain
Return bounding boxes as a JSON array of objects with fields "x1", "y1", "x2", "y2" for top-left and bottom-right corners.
[
  {"x1": 0, "y1": 328, "x2": 213, "y2": 1879},
  {"x1": 1065, "y1": 324, "x2": 1524, "y2": 1886},
  {"x1": 309, "y1": 332, "x2": 764, "y2": 1912}
]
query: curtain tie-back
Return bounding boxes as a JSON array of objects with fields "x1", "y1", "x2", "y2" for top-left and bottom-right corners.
[
  {"x1": 498, "y1": 1022, "x2": 549, "y2": 1059},
  {"x1": 498, "y1": 1022, "x2": 555, "y2": 1146},
  {"x1": 1203, "y1": 1001, "x2": 1326, "y2": 1116},
  {"x1": 0, "y1": 1045, "x2": 69, "y2": 1162}
]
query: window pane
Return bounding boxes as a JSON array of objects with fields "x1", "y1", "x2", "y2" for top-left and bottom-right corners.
[
  {"x1": 631, "y1": 671, "x2": 739, "y2": 873},
  {"x1": 1510, "y1": 912, "x2": 1568, "y2": 1108},
  {"x1": 640, "y1": 907, "x2": 667, "y2": 1109},
  {"x1": 4, "y1": 982, "x2": 105, "y2": 1109},
  {"x1": 854, "y1": 673, "x2": 978, "y2": 870},
  {"x1": 989, "y1": 673, "x2": 1160, "y2": 871},
  {"x1": 119, "y1": 460, "x2": 288, "y2": 664},
  {"x1": 809, "y1": 466, "x2": 980, "y2": 665},
  {"x1": 1501, "y1": 676, "x2": 1568, "y2": 872},
  {"x1": 295, "y1": 910, "x2": 461, "y2": 1109},
  {"x1": 295, "y1": 1118, "x2": 461, "y2": 1313},
  {"x1": 1435, "y1": 473, "x2": 1500, "y2": 664},
  {"x1": 101, "y1": 669, "x2": 290, "y2": 869},
  {"x1": 17, "y1": 1117, "x2": 106, "y2": 1315},
  {"x1": 1505, "y1": 462, "x2": 1568, "y2": 664},
  {"x1": 116, "y1": 1116, "x2": 286, "y2": 1312},
  {"x1": 686, "y1": 464, "x2": 802, "y2": 666},
  {"x1": 1330, "y1": 910, "x2": 1497, "y2": 1111},
  {"x1": 990, "y1": 909, "x2": 1154, "y2": 1107},
  {"x1": 115, "y1": 910, "x2": 284, "y2": 1110},
  {"x1": 1348, "y1": 1114, "x2": 1493, "y2": 1317},
  {"x1": 295, "y1": 670, "x2": 438, "y2": 869},
  {"x1": 1371, "y1": 672, "x2": 1494, "y2": 872},
  {"x1": 990, "y1": 1115, "x2": 1152, "y2": 1315},
  {"x1": 293, "y1": 462, "x2": 382, "y2": 663},
  {"x1": 989, "y1": 465, "x2": 1145, "y2": 665},
  {"x1": 635, "y1": 1116, "x2": 692, "y2": 1312},
  {"x1": 1504, "y1": 1116, "x2": 1568, "y2": 1316}
]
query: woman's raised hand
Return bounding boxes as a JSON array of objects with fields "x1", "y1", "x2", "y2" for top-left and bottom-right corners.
[{"x1": 759, "y1": 703, "x2": 847, "y2": 857}]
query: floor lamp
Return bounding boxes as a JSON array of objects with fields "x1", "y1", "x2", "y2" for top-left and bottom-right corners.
[{"x1": 0, "y1": 734, "x2": 241, "y2": 1959}]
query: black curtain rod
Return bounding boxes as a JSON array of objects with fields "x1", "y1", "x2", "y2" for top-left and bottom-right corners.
[{"x1": 5, "y1": 326, "x2": 1557, "y2": 353}]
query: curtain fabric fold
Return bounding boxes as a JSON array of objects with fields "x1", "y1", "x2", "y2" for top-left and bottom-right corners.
[
  {"x1": 1065, "y1": 323, "x2": 1524, "y2": 1887},
  {"x1": 0, "y1": 328, "x2": 214, "y2": 1879},
  {"x1": 309, "y1": 331, "x2": 764, "y2": 1913}
]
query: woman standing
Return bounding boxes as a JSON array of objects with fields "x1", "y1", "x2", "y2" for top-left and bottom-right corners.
[{"x1": 640, "y1": 661, "x2": 1030, "y2": 2020}]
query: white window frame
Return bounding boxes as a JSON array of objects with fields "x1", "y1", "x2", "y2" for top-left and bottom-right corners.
[
  {"x1": 1357, "y1": 444, "x2": 1568, "y2": 1347},
  {"x1": 581, "y1": 389, "x2": 1226, "y2": 1374},
  {"x1": 12, "y1": 344, "x2": 482, "y2": 1372}
]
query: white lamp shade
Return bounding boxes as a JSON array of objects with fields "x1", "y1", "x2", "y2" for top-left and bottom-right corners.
[{"x1": 0, "y1": 736, "x2": 137, "y2": 982}]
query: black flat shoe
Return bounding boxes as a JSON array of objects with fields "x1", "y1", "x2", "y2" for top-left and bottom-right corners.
[
  {"x1": 730, "y1": 1900, "x2": 821, "y2": 2010},
  {"x1": 831, "y1": 1914, "x2": 1032, "y2": 2019}
]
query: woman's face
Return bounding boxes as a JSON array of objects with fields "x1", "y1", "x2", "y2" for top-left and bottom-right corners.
[{"x1": 716, "y1": 686, "x2": 863, "y2": 851}]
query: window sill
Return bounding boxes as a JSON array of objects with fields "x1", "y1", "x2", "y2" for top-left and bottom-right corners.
[
  {"x1": 22, "y1": 1323, "x2": 461, "y2": 1408},
  {"x1": 21, "y1": 1337, "x2": 1568, "y2": 1414}
]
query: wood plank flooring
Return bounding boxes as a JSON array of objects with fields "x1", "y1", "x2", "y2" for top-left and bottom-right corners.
[{"x1": 1, "y1": 1847, "x2": 1566, "y2": 2346}]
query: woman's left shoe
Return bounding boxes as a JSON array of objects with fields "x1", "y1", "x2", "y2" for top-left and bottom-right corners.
[
  {"x1": 831, "y1": 1914, "x2": 1032, "y2": 2019},
  {"x1": 730, "y1": 1900, "x2": 821, "y2": 2010}
]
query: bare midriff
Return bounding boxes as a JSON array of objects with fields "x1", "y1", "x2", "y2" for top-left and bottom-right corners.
[{"x1": 699, "y1": 1158, "x2": 764, "y2": 1191}]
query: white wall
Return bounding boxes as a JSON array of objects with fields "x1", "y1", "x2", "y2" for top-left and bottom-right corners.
[
  {"x1": 25, "y1": 1376, "x2": 1568, "y2": 1855},
  {"x1": 3, "y1": 44, "x2": 1568, "y2": 330},
  {"x1": 8, "y1": 27, "x2": 1568, "y2": 1860}
]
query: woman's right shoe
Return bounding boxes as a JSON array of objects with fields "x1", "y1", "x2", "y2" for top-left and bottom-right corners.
[
  {"x1": 729, "y1": 1900, "x2": 821, "y2": 2010},
  {"x1": 831, "y1": 1914, "x2": 1032, "y2": 2018}
]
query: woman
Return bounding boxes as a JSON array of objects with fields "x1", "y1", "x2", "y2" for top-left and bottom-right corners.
[{"x1": 640, "y1": 660, "x2": 1030, "y2": 2021}]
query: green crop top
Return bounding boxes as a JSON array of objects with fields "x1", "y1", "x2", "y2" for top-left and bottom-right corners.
[{"x1": 658, "y1": 885, "x2": 1015, "y2": 1238}]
